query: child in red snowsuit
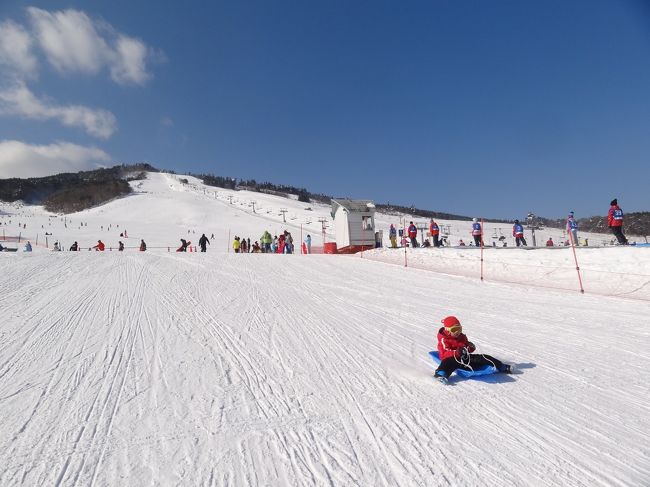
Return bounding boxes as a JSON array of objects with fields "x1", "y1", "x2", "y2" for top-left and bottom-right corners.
[{"x1": 434, "y1": 316, "x2": 512, "y2": 380}]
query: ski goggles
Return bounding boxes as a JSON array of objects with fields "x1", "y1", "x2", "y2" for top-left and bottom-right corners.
[{"x1": 446, "y1": 325, "x2": 462, "y2": 335}]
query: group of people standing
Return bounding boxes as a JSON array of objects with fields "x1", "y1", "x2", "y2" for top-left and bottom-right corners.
[
  {"x1": 232, "y1": 230, "x2": 309, "y2": 254},
  {"x1": 388, "y1": 198, "x2": 631, "y2": 249}
]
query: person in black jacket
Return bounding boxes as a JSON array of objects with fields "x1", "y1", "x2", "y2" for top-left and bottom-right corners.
[{"x1": 199, "y1": 234, "x2": 210, "y2": 252}]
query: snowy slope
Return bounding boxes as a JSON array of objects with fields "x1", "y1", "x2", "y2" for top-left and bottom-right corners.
[
  {"x1": 1, "y1": 173, "x2": 649, "y2": 486},
  {"x1": 0, "y1": 172, "x2": 628, "y2": 253}
]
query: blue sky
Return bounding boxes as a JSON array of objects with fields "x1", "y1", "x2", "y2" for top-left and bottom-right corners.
[{"x1": 1, "y1": 1, "x2": 649, "y2": 219}]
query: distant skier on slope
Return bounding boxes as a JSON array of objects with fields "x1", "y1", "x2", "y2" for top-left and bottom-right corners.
[
  {"x1": 512, "y1": 219, "x2": 527, "y2": 247},
  {"x1": 433, "y1": 316, "x2": 512, "y2": 384},
  {"x1": 608, "y1": 198, "x2": 628, "y2": 245},
  {"x1": 471, "y1": 218, "x2": 483, "y2": 247},
  {"x1": 199, "y1": 233, "x2": 210, "y2": 252},
  {"x1": 408, "y1": 221, "x2": 418, "y2": 248}
]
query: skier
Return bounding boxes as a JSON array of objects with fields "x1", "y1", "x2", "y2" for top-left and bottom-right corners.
[
  {"x1": 232, "y1": 236, "x2": 240, "y2": 253},
  {"x1": 512, "y1": 219, "x2": 527, "y2": 247},
  {"x1": 471, "y1": 218, "x2": 483, "y2": 246},
  {"x1": 389, "y1": 224, "x2": 398, "y2": 248},
  {"x1": 118, "y1": 241, "x2": 125, "y2": 251},
  {"x1": 429, "y1": 219, "x2": 440, "y2": 247},
  {"x1": 407, "y1": 221, "x2": 418, "y2": 248},
  {"x1": 546, "y1": 237, "x2": 554, "y2": 247},
  {"x1": 52, "y1": 241, "x2": 61, "y2": 251},
  {"x1": 607, "y1": 199, "x2": 628, "y2": 245},
  {"x1": 260, "y1": 230, "x2": 272, "y2": 253},
  {"x1": 199, "y1": 233, "x2": 210, "y2": 252},
  {"x1": 566, "y1": 211, "x2": 579, "y2": 245},
  {"x1": 305, "y1": 234, "x2": 312, "y2": 254},
  {"x1": 433, "y1": 316, "x2": 512, "y2": 384}
]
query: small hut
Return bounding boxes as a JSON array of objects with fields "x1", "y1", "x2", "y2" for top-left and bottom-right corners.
[{"x1": 330, "y1": 199, "x2": 376, "y2": 253}]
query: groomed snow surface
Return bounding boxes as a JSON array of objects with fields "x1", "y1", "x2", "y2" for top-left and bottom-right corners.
[{"x1": 1, "y1": 173, "x2": 649, "y2": 486}]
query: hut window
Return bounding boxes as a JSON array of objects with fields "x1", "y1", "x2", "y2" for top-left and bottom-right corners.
[{"x1": 362, "y1": 216, "x2": 373, "y2": 230}]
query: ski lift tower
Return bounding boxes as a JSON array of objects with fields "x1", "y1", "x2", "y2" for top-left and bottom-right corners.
[
  {"x1": 279, "y1": 208, "x2": 288, "y2": 223},
  {"x1": 318, "y1": 217, "x2": 328, "y2": 243},
  {"x1": 418, "y1": 222, "x2": 428, "y2": 246}
]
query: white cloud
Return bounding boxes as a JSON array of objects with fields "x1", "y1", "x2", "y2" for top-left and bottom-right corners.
[
  {"x1": 0, "y1": 140, "x2": 111, "y2": 178},
  {"x1": 0, "y1": 20, "x2": 38, "y2": 77},
  {"x1": 110, "y1": 35, "x2": 151, "y2": 85},
  {"x1": 27, "y1": 7, "x2": 159, "y2": 85},
  {"x1": 160, "y1": 116, "x2": 174, "y2": 127},
  {"x1": 0, "y1": 82, "x2": 117, "y2": 138}
]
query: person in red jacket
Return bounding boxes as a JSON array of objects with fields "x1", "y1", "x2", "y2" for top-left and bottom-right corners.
[
  {"x1": 429, "y1": 219, "x2": 440, "y2": 247},
  {"x1": 607, "y1": 198, "x2": 628, "y2": 245},
  {"x1": 92, "y1": 240, "x2": 105, "y2": 251},
  {"x1": 433, "y1": 316, "x2": 512, "y2": 383},
  {"x1": 407, "y1": 221, "x2": 418, "y2": 248}
]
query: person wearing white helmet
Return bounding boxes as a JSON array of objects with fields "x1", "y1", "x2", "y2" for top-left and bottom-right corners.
[{"x1": 471, "y1": 218, "x2": 483, "y2": 246}]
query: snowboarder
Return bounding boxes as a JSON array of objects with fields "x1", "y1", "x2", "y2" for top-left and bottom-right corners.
[
  {"x1": 433, "y1": 316, "x2": 512, "y2": 384},
  {"x1": 93, "y1": 240, "x2": 105, "y2": 251},
  {"x1": 24, "y1": 241, "x2": 33, "y2": 252},
  {"x1": 53, "y1": 241, "x2": 61, "y2": 251},
  {"x1": 546, "y1": 237, "x2": 554, "y2": 247},
  {"x1": 232, "y1": 236, "x2": 241, "y2": 253},
  {"x1": 566, "y1": 212, "x2": 579, "y2": 245},
  {"x1": 305, "y1": 234, "x2": 312, "y2": 253},
  {"x1": 140, "y1": 239, "x2": 147, "y2": 251},
  {"x1": 118, "y1": 241, "x2": 125, "y2": 251},
  {"x1": 512, "y1": 219, "x2": 527, "y2": 247},
  {"x1": 177, "y1": 239, "x2": 189, "y2": 252},
  {"x1": 607, "y1": 199, "x2": 628, "y2": 245},
  {"x1": 69, "y1": 241, "x2": 78, "y2": 251},
  {"x1": 199, "y1": 233, "x2": 210, "y2": 252},
  {"x1": 471, "y1": 218, "x2": 483, "y2": 246}
]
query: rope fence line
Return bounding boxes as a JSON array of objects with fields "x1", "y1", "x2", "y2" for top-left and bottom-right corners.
[{"x1": 356, "y1": 249, "x2": 650, "y2": 302}]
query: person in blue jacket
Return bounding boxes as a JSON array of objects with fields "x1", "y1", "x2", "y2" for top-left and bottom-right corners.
[
  {"x1": 23, "y1": 241, "x2": 32, "y2": 252},
  {"x1": 389, "y1": 224, "x2": 398, "y2": 248},
  {"x1": 566, "y1": 211, "x2": 579, "y2": 245},
  {"x1": 471, "y1": 218, "x2": 483, "y2": 246},
  {"x1": 512, "y1": 219, "x2": 527, "y2": 247}
]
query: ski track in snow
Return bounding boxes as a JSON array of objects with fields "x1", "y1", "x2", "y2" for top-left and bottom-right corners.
[{"x1": 1, "y1": 252, "x2": 649, "y2": 486}]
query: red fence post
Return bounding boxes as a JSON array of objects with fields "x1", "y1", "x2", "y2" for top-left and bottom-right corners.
[
  {"x1": 481, "y1": 218, "x2": 485, "y2": 282},
  {"x1": 568, "y1": 220, "x2": 585, "y2": 294}
]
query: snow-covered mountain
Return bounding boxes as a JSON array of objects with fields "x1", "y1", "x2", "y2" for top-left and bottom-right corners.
[{"x1": 1, "y1": 172, "x2": 649, "y2": 485}]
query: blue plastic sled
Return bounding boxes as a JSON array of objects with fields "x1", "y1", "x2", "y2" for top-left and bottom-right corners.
[{"x1": 429, "y1": 351, "x2": 498, "y2": 378}]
